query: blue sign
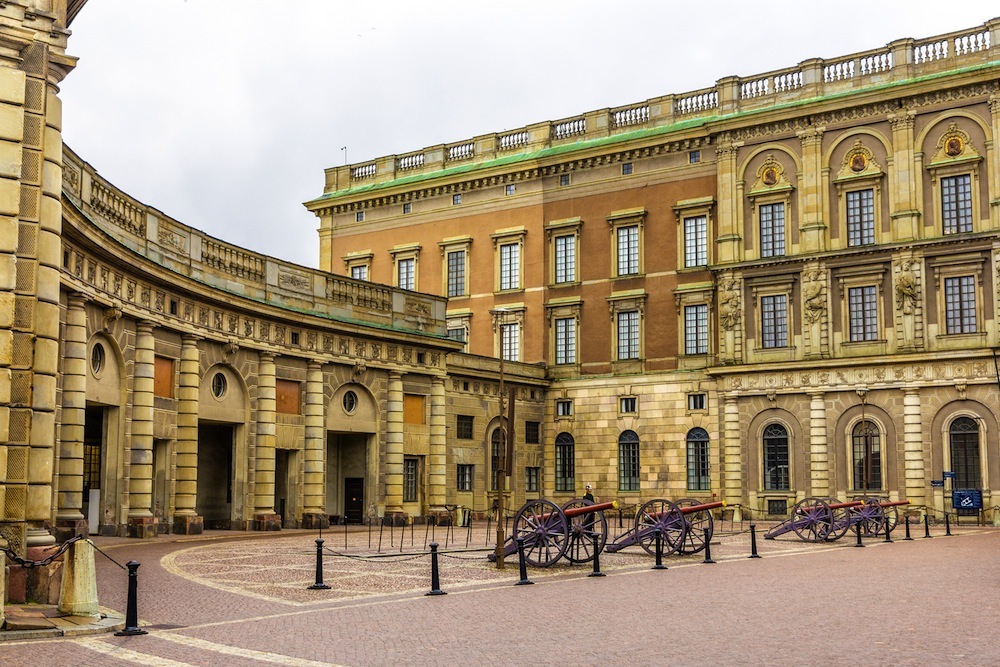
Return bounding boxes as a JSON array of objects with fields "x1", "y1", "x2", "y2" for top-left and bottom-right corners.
[
  {"x1": 930, "y1": 480, "x2": 944, "y2": 487},
  {"x1": 952, "y1": 489, "x2": 983, "y2": 510},
  {"x1": 943, "y1": 471, "x2": 957, "y2": 480}
]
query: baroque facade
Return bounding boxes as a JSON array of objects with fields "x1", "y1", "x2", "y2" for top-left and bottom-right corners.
[{"x1": 307, "y1": 19, "x2": 1000, "y2": 520}]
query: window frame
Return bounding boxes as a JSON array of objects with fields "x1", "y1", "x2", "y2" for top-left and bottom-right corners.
[
  {"x1": 684, "y1": 303, "x2": 709, "y2": 355},
  {"x1": 686, "y1": 428, "x2": 711, "y2": 491},
  {"x1": 456, "y1": 464, "x2": 473, "y2": 492},
  {"x1": 929, "y1": 255, "x2": 986, "y2": 341},
  {"x1": 762, "y1": 423, "x2": 790, "y2": 491},
  {"x1": 343, "y1": 250, "x2": 373, "y2": 282},
  {"x1": 555, "y1": 432, "x2": 575, "y2": 492},
  {"x1": 618, "y1": 430, "x2": 640, "y2": 492},
  {"x1": 491, "y1": 227, "x2": 527, "y2": 293},
  {"x1": 850, "y1": 419, "x2": 882, "y2": 492},
  {"x1": 389, "y1": 243, "x2": 421, "y2": 291},
  {"x1": 847, "y1": 285, "x2": 879, "y2": 342},
  {"x1": 545, "y1": 216, "x2": 583, "y2": 286},
  {"x1": 760, "y1": 293, "x2": 788, "y2": 349},
  {"x1": 607, "y1": 208, "x2": 646, "y2": 279},
  {"x1": 438, "y1": 236, "x2": 471, "y2": 299}
]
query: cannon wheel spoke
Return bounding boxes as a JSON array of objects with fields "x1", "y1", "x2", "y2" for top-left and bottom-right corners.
[
  {"x1": 822, "y1": 497, "x2": 851, "y2": 542},
  {"x1": 790, "y1": 497, "x2": 833, "y2": 543},
  {"x1": 561, "y1": 499, "x2": 608, "y2": 563},
  {"x1": 636, "y1": 499, "x2": 685, "y2": 556},
  {"x1": 676, "y1": 498, "x2": 714, "y2": 555},
  {"x1": 513, "y1": 499, "x2": 568, "y2": 567},
  {"x1": 857, "y1": 497, "x2": 886, "y2": 537}
]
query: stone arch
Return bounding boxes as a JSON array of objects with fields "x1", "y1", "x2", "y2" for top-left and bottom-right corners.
[
  {"x1": 929, "y1": 399, "x2": 997, "y2": 490},
  {"x1": 832, "y1": 401, "x2": 898, "y2": 495},
  {"x1": 745, "y1": 406, "x2": 804, "y2": 494}
]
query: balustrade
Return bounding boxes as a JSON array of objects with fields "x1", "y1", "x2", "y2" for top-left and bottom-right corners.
[
  {"x1": 552, "y1": 117, "x2": 586, "y2": 139},
  {"x1": 397, "y1": 153, "x2": 425, "y2": 171},
  {"x1": 675, "y1": 90, "x2": 718, "y2": 115},
  {"x1": 447, "y1": 142, "x2": 475, "y2": 161},
  {"x1": 499, "y1": 130, "x2": 529, "y2": 151},
  {"x1": 611, "y1": 105, "x2": 649, "y2": 128}
]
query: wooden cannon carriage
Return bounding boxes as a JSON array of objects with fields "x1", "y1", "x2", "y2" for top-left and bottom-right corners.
[
  {"x1": 489, "y1": 498, "x2": 618, "y2": 567},
  {"x1": 605, "y1": 498, "x2": 726, "y2": 557},
  {"x1": 764, "y1": 497, "x2": 910, "y2": 542}
]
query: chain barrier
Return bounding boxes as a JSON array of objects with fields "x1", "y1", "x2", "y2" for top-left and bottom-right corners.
[
  {"x1": 0, "y1": 534, "x2": 83, "y2": 569},
  {"x1": 83, "y1": 538, "x2": 129, "y2": 570}
]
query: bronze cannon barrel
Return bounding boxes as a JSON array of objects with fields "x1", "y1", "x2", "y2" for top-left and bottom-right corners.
[
  {"x1": 562, "y1": 499, "x2": 618, "y2": 519},
  {"x1": 679, "y1": 500, "x2": 726, "y2": 515}
]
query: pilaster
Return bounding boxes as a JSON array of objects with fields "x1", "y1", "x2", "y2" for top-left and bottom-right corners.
[
  {"x1": 721, "y1": 393, "x2": 743, "y2": 520},
  {"x1": 808, "y1": 391, "x2": 828, "y2": 498},
  {"x1": 55, "y1": 292, "x2": 86, "y2": 539},
  {"x1": 715, "y1": 144, "x2": 742, "y2": 264},
  {"x1": 127, "y1": 320, "x2": 156, "y2": 538},
  {"x1": 427, "y1": 375, "x2": 447, "y2": 519},
  {"x1": 797, "y1": 127, "x2": 826, "y2": 252},
  {"x1": 301, "y1": 360, "x2": 328, "y2": 529},
  {"x1": 172, "y1": 334, "x2": 202, "y2": 535},
  {"x1": 902, "y1": 388, "x2": 926, "y2": 510},
  {"x1": 888, "y1": 110, "x2": 921, "y2": 239},
  {"x1": 384, "y1": 370, "x2": 405, "y2": 521},
  {"x1": 989, "y1": 93, "x2": 1000, "y2": 229},
  {"x1": 253, "y1": 352, "x2": 280, "y2": 530}
]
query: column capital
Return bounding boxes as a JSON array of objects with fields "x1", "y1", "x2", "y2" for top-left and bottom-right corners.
[
  {"x1": 66, "y1": 291, "x2": 88, "y2": 308},
  {"x1": 136, "y1": 319, "x2": 156, "y2": 335},
  {"x1": 181, "y1": 333, "x2": 202, "y2": 346}
]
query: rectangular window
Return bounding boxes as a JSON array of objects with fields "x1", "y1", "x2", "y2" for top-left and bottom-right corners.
[
  {"x1": 499, "y1": 243, "x2": 520, "y2": 290},
  {"x1": 447, "y1": 250, "x2": 466, "y2": 297},
  {"x1": 505, "y1": 184, "x2": 515, "y2": 196},
  {"x1": 848, "y1": 286, "x2": 878, "y2": 342},
  {"x1": 350, "y1": 265, "x2": 368, "y2": 281},
  {"x1": 846, "y1": 189, "x2": 875, "y2": 246},
  {"x1": 687, "y1": 439, "x2": 710, "y2": 491},
  {"x1": 944, "y1": 275, "x2": 977, "y2": 334},
  {"x1": 153, "y1": 356, "x2": 174, "y2": 398},
  {"x1": 941, "y1": 174, "x2": 973, "y2": 234},
  {"x1": 684, "y1": 304, "x2": 709, "y2": 355},
  {"x1": 456, "y1": 415, "x2": 474, "y2": 440},
  {"x1": 397, "y1": 258, "x2": 415, "y2": 291},
  {"x1": 555, "y1": 442, "x2": 575, "y2": 491},
  {"x1": 761, "y1": 294, "x2": 788, "y2": 348},
  {"x1": 559, "y1": 174, "x2": 570, "y2": 186},
  {"x1": 759, "y1": 202, "x2": 785, "y2": 258},
  {"x1": 684, "y1": 215, "x2": 707, "y2": 267},
  {"x1": 689, "y1": 150, "x2": 701, "y2": 164},
  {"x1": 447, "y1": 327, "x2": 466, "y2": 343},
  {"x1": 620, "y1": 396, "x2": 637, "y2": 413},
  {"x1": 688, "y1": 393, "x2": 707, "y2": 411},
  {"x1": 275, "y1": 379, "x2": 300, "y2": 414},
  {"x1": 618, "y1": 441, "x2": 640, "y2": 491},
  {"x1": 355, "y1": 211, "x2": 365, "y2": 222},
  {"x1": 554, "y1": 317, "x2": 576, "y2": 365},
  {"x1": 617, "y1": 310, "x2": 640, "y2": 360},
  {"x1": 452, "y1": 194, "x2": 462, "y2": 205},
  {"x1": 525, "y1": 421, "x2": 540, "y2": 444},
  {"x1": 500, "y1": 322, "x2": 519, "y2": 362},
  {"x1": 525, "y1": 467, "x2": 540, "y2": 493},
  {"x1": 403, "y1": 394, "x2": 425, "y2": 424},
  {"x1": 556, "y1": 399, "x2": 573, "y2": 417},
  {"x1": 456, "y1": 464, "x2": 473, "y2": 492},
  {"x1": 403, "y1": 458, "x2": 418, "y2": 502},
  {"x1": 554, "y1": 234, "x2": 576, "y2": 283},
  {"x1": 402, "y1": 202, "x2": 412, "y2": 214},
  {"x1": 622, "y1": 162, "x2": 633, "y2": 175},
  {"x1": 616, "y1": 225, "x2": 639, "y2": 276}
]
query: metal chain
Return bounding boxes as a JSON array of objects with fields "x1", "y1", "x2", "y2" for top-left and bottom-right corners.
[
  {"x1": 83, "y1": 538, "x2": 128, "y2": 570},
  {"x1": 0, "y1": 535, "x2": 84, "y2": 569}
]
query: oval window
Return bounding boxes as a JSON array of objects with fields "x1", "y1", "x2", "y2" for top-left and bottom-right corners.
[
  {"x1": 343, "y1": 390, "x2": 358, "y2": 414},
  {"x1": 91, "y1": 343, "x2": 105, "y2": 375},
  {"x1": 211, "y1": 372, "x2": 227, "y2": 398}
]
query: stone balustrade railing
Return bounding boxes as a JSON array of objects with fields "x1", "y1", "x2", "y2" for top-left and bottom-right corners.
[
  {"x1": 319, "y1": 18, "x2": 998, "y2": 195},
  {"x1": 62, "y1": 146, "x2": 447, "y2": 335}
]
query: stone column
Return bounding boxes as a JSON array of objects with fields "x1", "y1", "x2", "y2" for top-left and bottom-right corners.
[
  {"x1": 902, "y1": 388, "x2": 927, "y2": 511},
  {"x1": 301, "y1": 360, "x2": 328, "y2": 529},
  {"x1": 888, "y1": 110, "x2": 920, "y2": 240},
  {"x1": 989, "y1": 93, "x2": 1000, "y2": 230},
  {"x1": 808, "y1": 391, "x2": 829, "y2": 498},
  {"x1": 172, "y1": 334, "x2": 202, "y2": 534},
  {"x1": 253, "y1": 352, "x2": 280, "y2": 530},
  {"x1": 715, "y1": 144, "x2": 742, "y2": 264},
  {"x1": 127, "y1": 321, "x2": 157, "y2": 538},
  {"x1": 721, "y1": 392, "x2": 743, "y2": 520},
  {"x1": 384, "y1": 371, "x2": 405, "y2": 522},
  {"x1": 427, "y1": 375, "x2": 448, "y2": 521},
  {"x1": 55, "y1": 293, "x2": 87, "y2": 539},
  {"x1": 797, "y1": 127, "x2": 826, "y2": 253}
]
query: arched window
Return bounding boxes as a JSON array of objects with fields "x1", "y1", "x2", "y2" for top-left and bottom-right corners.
[
  {"x1": 686, "y1": 428, "x2": 710, "y2": 491},
  {"x1": 950, "y1": 417, "x2": 980, "y2": 490},
  {"x1": 851, "y1": 420, "x2": 881, "y2": 491},
  {"x1": 490, "y1": 428, "x2": 503, "y2": 491},
  {"x1": 763, "y1": 424, "x2": 789, "y2": 491},
  {"x1": 555, "y1": 432, "x2": 575, "y2": 492},
  {"x1": 618, "y1": 430, "x2": 640, "y2": 492}
]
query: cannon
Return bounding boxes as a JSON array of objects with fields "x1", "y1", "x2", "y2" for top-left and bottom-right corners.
[
  {"x1": 764, "y1": 497, "x2": 910, "y2": 542},
  {"x1": 489, "y1": 498, "x2": 617, "y2": 567},
  {"x1": 606, "y1": 498, "x2": 726, "y2": 556}
]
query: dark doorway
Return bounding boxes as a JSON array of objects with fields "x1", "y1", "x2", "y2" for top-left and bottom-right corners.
[
  {"x1": 83, "y1": 406, "x2": 106, "y2": 534},
  {"x1": 197, "y1": 423, "x2": 234, "y2": 529},
  {"x1": 275, "y1": 449, "x2": 290, "y2": 526},
  {"x1": 344, "y1": 477, "x2": 364, "y2": 524}
]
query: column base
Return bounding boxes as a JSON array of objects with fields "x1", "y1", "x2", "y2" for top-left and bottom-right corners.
[
  {"x1": 301, "y1": 513, "x2": 330, "y2": 530},
  {"x1": 383, "y1": 511, "x2": 408, "y2": 527},
  {"x1": 126, "y1": 516, "x2": 159, "y2": 539},
  {"x1": 252, "y1": 513, "x2": 282, "y2": 531},
  {"x1": 172, "y1": 514, "x2": 204, "y2": 535},
  {"x1": 54, "y1": 518, "x2": 89, "y2": 543}
]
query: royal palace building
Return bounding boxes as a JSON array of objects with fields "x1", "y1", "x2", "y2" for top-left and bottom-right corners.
[{"x1": 306, "y1": 18, "x2": 1000, "y2": 522}]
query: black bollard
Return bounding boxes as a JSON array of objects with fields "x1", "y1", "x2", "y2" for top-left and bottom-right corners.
[
  {"x1": 854, "y1": 522, "x2": 865, "y2": 547},
  {"x1": 749, "y1": 524, "x2": 762, "y2": 559},
  {"x1": 426, "y1": 542, "x2": 446, "y2": 596},
  {"x1": 904, "y1": 515, "x2": 913, "y2": 540},
  {"x1": 115, "y1": 560, "x2": 148, "y2": 636},
  {"x1": 308, "y1": 538, "x2": 331, "y2": 590},
  {"x1": 589, "y1": 533, "x2": 605, "y2": 577},
  {"x1": 653, "y1": 527, "x2": 666, "y2": 570},
  {"x1": 515, "y1": 537, "x2": 534, "y2": 586},
  {"x1": 884, "y1": 520, "x2": 892, "y2": 543},
  {"x1": 923, "y1": 513, "x2": 932, "y2": 538},
  {"x1": 945, "y1": 513, "x2": 952, "y2": 536},
  {"x1": 702, "y1": 528, "x2": 716, "y2": 564}
]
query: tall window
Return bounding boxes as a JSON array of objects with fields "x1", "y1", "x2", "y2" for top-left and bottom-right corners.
[
  {"x1": 500, "y1": 243, "x2": 520, "y2": 290},
  {"x1": 554, "y1": 235, "x2": 576, "y2": 283},
  {"x1": 944, "y1": 275, "x2": 976, "y2": 334},
  {"x1": 686, "y1": 428, "x2": 710, "y2": 491},
  {"x1": 554, "y1": 317, "x2": 576, "y2": 364},
  {"x1": 447, "y1": 250, "x2": 466, "y2": 297},
  {"x1": 397, "y1": 258, "x2": 415, "y2": 291},
  {"x1": 941, "y1": 174, "x2": 973, "y2": 234},
  {"x1": 950, "y1": 417, "x2": 980, "y2": 490},
  {"x1": 617, "y1": 310, "x2": 640, "y2": 360},
  {"x1": 403, "y1": 458, "x2": 418, "y2": 502},
  {"x1": 684, "y1": 215, "x2": 707, "y2": 267},
  {"x1": 761, "y1": 294, "x2": 787, "y2": 348},
  {"x1": 846, "y1": 189, "x2": 875, "y2": 246},
  {"x1": 555, "y1": 432, "x2": 575, "y2": 492},
  {"x1": 490, "y1": 428, "x2": 504, "y2": 491},
  {"x1": 763, "y1": 424, "x2": 789, "y2": 490},
  {"x1": 525, "y1": 467, "x2": 540, "y2": 493},
  {"x1": 456, "y1": 464, "x2": 473, "y2": 492},
  {"x1": 852, "y1": 420, "x2": 881, "y2": 491},
  {"x1": 617, "y1": 225, "x2": 639, "y2": 276},
  {"x1": 350, "y1": 265, "x2": 368, "y2": 281},
  {"x1": 759, "y1": 202, "x2": 785, "y2": 258},
  {"x1": 684, "y1": 304, "x2": 708, "y2": 355},
  {"x1": 500, "y1": 322, "x2": 519, "y2": 362},
  {"x1": 618, "y1": 430, "x2": 640, "y2": 492},
  {"x1": 848, "y1": 286, "x2": 878, "y2": 342}
]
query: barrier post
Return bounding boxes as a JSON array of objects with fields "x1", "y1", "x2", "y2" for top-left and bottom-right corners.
[
  {"x1": 114, "y1": 561, "x2": 148, "y2": 636},
  {"x1": 425, "y1": 543, "x2": 446, "y2": 596},
  {"x1": 945, "y1": 513, "x2": 952, "y2": 536},
  {"x1": 652, "y1": 528, "x2": 666, "y2": 570},
  {"x1": 308, "y1": 538, "x2": 331, "y2": 590},
  {"x1": 515, "y1": 537, "x2": 533, "y2": 586},
  {"x1": 904, "y1": 515, "x2": 913, "y2": 540},
  {"x1": 702, "y1": 528, "x2": 716, "y2": 564},
  {"x1": 883, "y1": 520, "x2": 892, "y2": 543},
  {"x1": 923, "y1": 513, "x2": 932, "y2": 538},
  {"x1": 589, "y1": 533, "x2": 605, "y2": 577},
  {"x1": 854, "y1": 522, "x2": 864, "y2": 547},
  {"x1": 749, "y1": 524, "x2": 762, "y2": 559}
]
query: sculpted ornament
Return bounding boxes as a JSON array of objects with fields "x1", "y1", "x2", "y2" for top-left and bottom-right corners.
[
  {"x1": 895, "y1": 260, "x2": 919, "y2": 314},
  {"x1": 718, "y1": 278, "x2": 742, "y2": 331},
  {"x1": 801, "y1": 269, "x2": 827, "y2": 324}
]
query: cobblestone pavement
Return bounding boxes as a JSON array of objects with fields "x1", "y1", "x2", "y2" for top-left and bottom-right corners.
[{"x1": 1, "y1": 519, "x2": 998, "y2": 666}]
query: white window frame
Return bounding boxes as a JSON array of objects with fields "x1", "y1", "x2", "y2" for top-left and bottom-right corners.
[
  {"x1": 929, "y1": 254, "x2": 986, "y2": 344},
  {"x1": 389, "y1": 243, "x2": 420, "y2": 291},
  {"x1": 546, "y1": 217, "x2": 583, "y2": 286},
  {"x1": 674, "y1": 196, "x2": 714, "y2": 269},
  {"x1": 446, "y1": 308, "x2": 471, "y2": 352},
  {"x1": 439, "y1": 236, "x2": 472, "y2": 299},
  {"x1": 491, "y1": 227, "x2": 527, "y2": 293},
  {"x1": 343, "y1": 250, "x2": 373, "y2": 282},
  {"x1": 684, "y1": 304, "x2": 709, "y2": 355},
  {"x1": 926, "y1": 124, "x2": 983, "y2": 236},
  {"x1": 607, "y1": 208, "x2": 645, "y2": 279},
  {"x1": 491, "y1": 306, "x2": 525, "y2": 362}
]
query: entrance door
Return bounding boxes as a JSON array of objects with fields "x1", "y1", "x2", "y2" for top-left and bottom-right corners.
[
  {"x1": 275, "y1": 449, "x2": 290, "y2": 526},
  {"x1": 197, "y1": 423, "x2": 234, "y2": 529},
  {"x1": 83, "y1": 406, "x2": 106, "y2": 535},
  {"x1": 344, "y1": 478, "x2": 364, "y2": 524}
]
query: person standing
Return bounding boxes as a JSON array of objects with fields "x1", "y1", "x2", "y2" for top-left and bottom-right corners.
[{"x1": 583, "y1": 484, "x2": 594, "y2": 503}]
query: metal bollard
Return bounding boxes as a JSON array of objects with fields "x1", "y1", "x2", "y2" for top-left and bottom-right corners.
[
  {"x1": 945, "y1": 513, "x2": 952, "y2": 536},
  {"x1": 702, "y1": 528, "x2": 716, "y2": 564},
  {"x1": 115, "y1": 560, "x2": 148, "y2": 636},
  {"x1": 749, "y1": 524, "x2": 762, "y2": 559},
  {"x1": 589, "y1": 533, "x2": 605, "y2": 577},
  {"x1": 904, "y1": 515, "x2": 913, "y2": 540},
  {"x1": 652, "y1": 527, "x2": 666, "y2": 570},
  {"x1": 923, "y1": 513, "x2": 932, "y2": 538},
  {"x1": 854, "y1": 522, "x2": 865, "y2": 547},
  {"x1": 515, "y1": 537, "x2": 533, "y2": 586},
  {"x1": 884, "y1": 520, "x2": 892, "y2": 543},
  {"x1": 308, "y1": 538, "x2": 331, "y2": 590},
  {"x1": 425, "y1": 542, "x2": 446, "y2": 596}
]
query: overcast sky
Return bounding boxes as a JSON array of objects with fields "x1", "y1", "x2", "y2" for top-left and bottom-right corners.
[{"x1": 60, "y1": 1, "x2": 998, "y2": 269}]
